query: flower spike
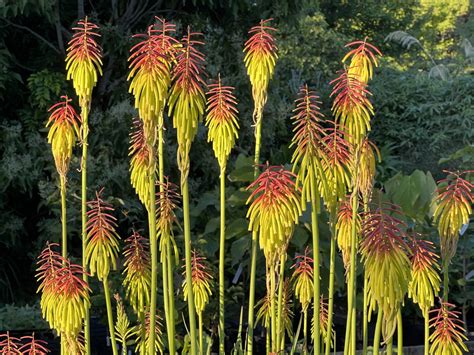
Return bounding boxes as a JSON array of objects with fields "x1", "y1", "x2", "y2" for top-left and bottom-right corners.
[
  {"x1": 19, "y1": 333, "x2": 50, "y2": 354},
  {"x1": 114, "y1": 294, "x2": 133, "y2": 351},
  {"x1": 156, "y1": 178, "x2": 180, "y2": 262},
  {"x1": 133, "y1": 311, "x2": 164, "y2": 354},
  {"x1": 243, "y1": 19, "x2": 277, "y2": 118},
  {"x1": 357, "y1": 138, "x2": 380, "y2": 202},
  {"x1": 336, "y1": 197, "x2": 361, "y2": 272},
  {"x1": 432, "y1": 170, "x2": 473, "y2": 261},
  {"x1": 122, "y1": 230, "x2": 151, "y2": 315},
  {"x1": 85, "y1": 188, "x2": 120, "y2": 281},
  {"x1": 65, "y1": 17, "x2": 102, "y2": 104},
  {"x1": 205, "y1": 75, "x2": 240, "y2": 169},
  {"x1": 182, "y1": 250, "x2": 213, "y2": 315},
  {"x1": 408, "y1": 236, "x2": 441, "y2": 314},
  {"x1": 312, "y1": 297, "x2": 334, "y2": 347},
  {"x1": 342, "y1": 39, "x2": 382, "y2": 85},
  {"x1": 46, "y1": 96, "x2": 81, "y2": 176},
  {"x1": 168, "y1": 26, "x2": 206, "y2": 182},
  {"x1": 291, "y1": 247, "x2": 314, "y2": 312},
  {"x1": 429, "y1": 300, "x2": 468, "y2": 355},
  {"x1": 0, "y1": 332, "x2": 21, "y2": 354},
  {"x1": 330, "y1": 69, "x2": 374, "y2": 145},
  {"x1": 289, "y1": 84, "x2": 327, "y2": 207},
  {"x1": 246, "y1": 165, "x2": 302, "y2": 259}
]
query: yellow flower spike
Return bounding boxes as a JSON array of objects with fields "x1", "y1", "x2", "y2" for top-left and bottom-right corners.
[
  {"x1": 168, "y1": 26, "x2": 206, "y2": 182},
  {"x1": 432, "y1": 171, "x2": 473, "y2": 261},
  {"x1": 205, "y1": 74, "x2": 240, "y2": 169},
  {"x1": 182, "y1": 250, "x2": 213, "y2": 315},
  {"x1": 65, "y1": 17, "x2": 102, "y2": 105},
  {"x1": 46, "y1": 96, "x2": 81, "y2": 177},
  {"x1": 408, "y1": 237, "x2": 441, "y2": 314},
  {"x1": 243, "y1": 19, "x2": 277, "y2": 119},
  {"x1": 291, "y1": 247, "x2": 314, "y2": 312},
  {"x1": 342, "y1": 39, "x2": 382, "y2": 86},
  {"x1": 122, "y1": 230, "x2": 151, "y2": 315},
  {"x1": 336, "y1": 197, "x2": 361, "y2": 272},
  {"x1": 36, "y1": 243, "x2": 91, "y2": 337},
  {"x1": 289, "y1": 85, "x2": 328, "y2": 209},
  {"x1": 429, "y1": 300, "x2": 468, "y2": 355},
  {"x1": 114, "y1": 294, "x2": 133, "y2": 351},
  {"x1": 85, "y1": 188, "x2": 120, "y2": 281},
  {"x1": 246, "y1": 165, "x2": 302, "y2": 259},
  {"x1": 129, "y1": 118, "x2": 153, "y2": 209},
  {"x1": 312, "y1": 297, "x2": 334, "y2": 347},
  {"x1": 133, "y1": 311, "x2": 164, "y2": 354},
  {"x1": 128, "y1": 19, "x2": 177, "y2": 128},
  {"x1": 357, "y1": 138, "x2": 380, "y2": 202},
  {"x1": 360, "y1": 203, "x2": 411, "y2": 341}
]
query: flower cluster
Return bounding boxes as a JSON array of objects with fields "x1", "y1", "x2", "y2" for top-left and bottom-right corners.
[
  {"x1": 291, "y1": 247, "x2": 314, "y2": 312},
  {"x1": 182, "y1": 250, "x2": 213, "y2": 315}
]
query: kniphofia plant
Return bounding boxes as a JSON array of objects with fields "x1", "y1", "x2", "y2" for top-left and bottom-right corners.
[
  {"x1": 243, "y1": 19, "x2": 278, "y2": 352},
  {"x1": 432, "y1": 170, "x2": 473, "y2": 300},
  {"x1": 46, "y1": 96, "x2": 81, "y2": 258},
  {"x1": 205, "y1": 74, "x2": 239, "y2": 352},
  {"x1": 85, "y1": 189, "x2": 120, "y2": 355},
  {"x1": 65, "y1": 18, "x2": 103, "y2": 351},
  {"x1": 408, "y1": 236, "x2": 441, "y2": 355},
  {"x1": 18, "y1": 333, "x2": 50, "y2": 354},
  {"x1": 168, "y1": 26, "x2": 206, "y2": 355},
  {"x1": 182, "y1": 250, "x2": 213, "y2": 354},
  {"x1": 114, "y1": 294, "x2": 133, "y2": 355},
  {"x1": 133, "y1": 311, "x2": 164, "y2": 354}
]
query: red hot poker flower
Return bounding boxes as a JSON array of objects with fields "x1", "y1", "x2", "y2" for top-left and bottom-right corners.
[
  {"x1": 342, "y1": 39, "x2": 382, "y2": 85},
  {"x1": 0, "y1": 332, "x2": 21, "y2": 354},
  {"x1": 19, "y1": 333, "x2": 50, "y2": 354}
]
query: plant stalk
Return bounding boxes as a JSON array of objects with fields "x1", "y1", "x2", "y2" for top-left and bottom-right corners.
[
  {"x1": 60, "y1": 174, "x2": 67, "y2": 259},
  {"x1": 373, "y1": 310, "x2": 382, "y2": 355},
  {"x1": 182, "y1": 179, "x2": 198, "y2": 355},
  {"x1": 270, "y1": 262, "x2": 277, "y2": 352},
  {"x1": 310, "y1": 177, "x2": 321, "y2": 354},
  {"x1": 218, "y1": 165, "x2": 226, "y2": 354},
  {"x1": 386, "y1": 336, "x2": 393, "y2": 355},
  {"x1": 443, "y1": 259, "x2": 449, "y2": 301},
  {"x1": 103, "y1": 277, "x2": 118, "y2": 355},
  {"x1": 424, "y1": 310, "x2": 429, "y2": 355},
  {"x1": 148, "y1": 161, "x2": 158, "y2": 354},
  {"x1": 276, "y1": 253, "x2": 286, "y2": 352},
  {"x1": 397, "y1": 309, "x2": 403, "y2": 355},
  {"x1": 362, "y1": 273, "x2": 369, "y2": 355},
  {"x1": 246, "y1": 112, "x2": 262, "y2": 354},
  {"x1": 199, "y1": 312, "x2": 203, "y2": 355},
  {"x1": 80, "y1": 102, "x2": 91, "y2": 355},
  {"x1": 303, "y1": 310, "x2": 308, "y2": 355},
  {"x1": 325, "y1": 211, "x2": 336, "y2": 355}
]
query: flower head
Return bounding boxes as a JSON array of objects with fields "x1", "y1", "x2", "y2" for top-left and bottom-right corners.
[
  {"x1": 336, "y1": 197, "x2": 361, "y2": 272},
  {"x1": 429, "y1": 300, "x2": 468, "y2": 355},
  {"x1": 312, "y1": 297, "x2": 334, "y2": 347},
  {"x1": 330, "y1": 69, "x2": 374, "y2": 145},
  {"x1": 19, "y1": 333, "x2": 50, "y2": 354},
  {"x1": 133, "y1": 311, "x2": 164, "y2": 354},
  {"x1": 289, "y1": 85, "x2": 327, "y2": 207},
  {"x1": 360, "y1": 203, "x2": 411, "y2": 340},
  {"x1": 46, "y1": 96, "x2": 81, "y2": 176},
  {"x1": 356, "y1": 138, "x2": 379, "y2": 202},
  {"x1": 114, "y1": 294, "x2": 133, "y2": 348},
  {"x1": 65, "y1": 17, "x2": 102, "y2": 104},
  {"x1": 182, "y1": 250, "x2": 213, "y2": 315},
  {"x1": 291, "y1": 247, "x2": 314, "y2": 312},
  {"x1": 243, "y1": 19, "x2": 277, "y2": 115},
  {"x1": 205, "y1": 75, "x2": 239, "y2": 169},
  {"x1": 122, "y1": 230, "x2": 151, "y2": 314},
  {"x1": 408, "y1": 236, "x2": 441, "y2": 314},
  {"x1": 156, "y1": 178, "x2": 180, "y2": 262},
  {"x1": 432, "y1": 171, "x2": 473, "y2": 261},
  {"x1": 0, "y1": 332, "x2": 21, "y2": 354},
  {"x1": 85, "y1": 188, "x2": 120, "y2": 280},
  {"x1": 342, "y1": 39, "x2": 382, "y2": 85},
  {"x1": 246, "y1": 165, "x2": 302, "y2": 259},
  {"x1": 129, "y1": 118, "x2": 153, "y2": 209},
  {"x1": 168, "y1": 26, "x2": 206, "y2": 182}
]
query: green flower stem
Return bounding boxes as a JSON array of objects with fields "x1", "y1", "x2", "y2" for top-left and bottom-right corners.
[
  {"x1": 270, "y1": 262, "x2": 277, "y2": 352},
  {"x1": 218, "y1": 165, "x2": 226, "y2": 354},
  {"x1": 80, "y1": 102, "x2": 91, "y2": 355},
  {"x1": 148, "y1": 161, "x2": 158, "y2": 355},
  {"x1": 60, "y1": 174, "x2": 67, "y2": 259},
  {"x1": 182, "y1": 178, "x2": 198, "y2": 355},
  {"x1": 362, "y1": 274, "x2": 369, "y2": 355},
  {"x1": 397, "y1": 308, "x2": 403, "y2": 355},
  {"x1": 443, "y1": 259, "x2": 449, "y2": 301},
  {"x1": 325, "y1": 211, "x2": 336, "y2": 355},
  {"x1": 166, "y1": 240, "x2": 176, "y2": 354},
  {"x1": 103, "y1": 277, "x2": 118, "y2": 355},
  {"x1": 386, "y1": 336, "x2": 393, "y2": 355},
  {"x1": 310, "y1": 177, "x2": 321, "y2": 354},
  {"x1": 373, "y1": 310, "x2": 382, "y2": 355},
  {"x1": 303, "y1": 310, "x2": 308, "y2": 355},
  {"x1": 199, "y1": 312, "x2": 203, "y2": 355},
  {"x1": 424, "y1": 310, "x2": 429, "y2": 355},
  {"x1": 276, "y1": 253, "x2": 286, "y2": 351},
  {"x1": 246, "y1": 112, "x2": 262, "y2": 354}
]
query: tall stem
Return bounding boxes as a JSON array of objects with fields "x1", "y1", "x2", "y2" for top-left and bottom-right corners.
[
  {"x1": 386, "y1": 336, "x2": 393, "y2": 355},
  {"x1": 397, "y1": 309, "x2": 403, "y2": 355},
  {"x1": 325, "y1": 212, "x2": 336, "y2": 355},
  {"x1": 246, "y1": 112, "x2": 262, "y2": 354},
  {"x1": 270, "y1": 262, "x2": 277, "y2": 352},
  {"x1": 276, "y1": 253, "x2": 286, "y2": 351},
  {"x1": 103, "y1": 277, "x2": 118, "y2": 355},
  {"x1": 182, "y1": 179, "x2": 198, "y2": 355},
  {"x1": 303, "y1": 310, "x2": 308, "y2": 355},
  {"x1": 443, "y1": 259, "x2": 449, "y2": 301},
  {"x1": 218, "y1": 166, "x2": 226, "y2": 354},
  {"x1": 424, "y1": 310, "x2": 429, "y2": 355},
  {"x1": 148, "y1": 161, "x2": 158, "y2": 354},
  {"x1": 60, "y1": 175, "x2": 67, "y2": 259},
  {"x1": 310, "y1": 178, "x2": 321, "y2": 354},
  {"x1": 373, "y1": 310, "x2": 382, "y2": 355},
  {"x1": 362, "y1": 274, "x2": 369, "y2": 355},
  {"x1": 80, "y1": 102, "x2": 91, "y2": 355},
  {"x1": 199, "y1": 312, "x2": 203, "y2": 355},
  {"x1": 166, "y1": 240, "x2": 176, "y2": 354}
]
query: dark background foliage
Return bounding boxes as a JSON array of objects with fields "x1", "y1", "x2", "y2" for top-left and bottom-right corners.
[{"x1": 0, "y1": 0, "x2": 473, "y2": 349}]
